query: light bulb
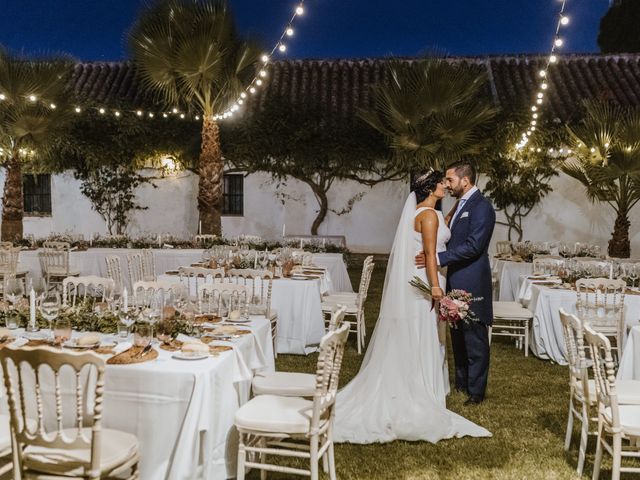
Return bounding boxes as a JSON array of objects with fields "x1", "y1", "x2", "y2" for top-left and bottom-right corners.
[
  {"x1": 533, "y1": 113, "x2": 538, "y2": 119},
  {"x1": 536, "y1": 148, "x2": 541, "y2": 152},
  {"x1": 240, "y1": 92, "x2": 247, "y2": 99},
  {"x1": 549, "y1": 54, "x2": 557, "y2": 63},
  {"x1": 179, "y1": 113, "x2": 184, "y2": 119},
  {"x1": 49, "y1": 103, "x2": 56, "y2": 109},
  {"x1": 99, "y1": 108, "x2": 105, "y2": 114},
  {"x1": 537, "y1": 92, "x2": 544, "y2": 99},
  {"x1": 148, "y1": 113, "x2": 154, "y2": 118},
  {"x1": 0, "y1": 94, "x2": 5, "y2": 100},
  {"x1": 261, "y1": 54, "x2": 269, "y2": 63},
  {"x1": 278, "y1": 44, "x2": 287, "y2": 53},
  {"x1": 163, "y1": 113, "x2": 168, "y2": 118},
  {"x1": 238, "y1": 99, "x2": 244, "y2": 105},
  {"x1": 539, "y1": 70, "x2": 546, "y2": 77},
  {"x1": 554, "y1": 38, "x2": 563, "y2": 47},
  {"x1": 195, "y1": 115, "x2": 200, "y2": 120},
  {"x1": 74, "y1": 107, "x2": 81, "y2": 113},
  {"x1": 172, "y1": 108, "x2": 178, "y2": 114},
  {"x1": 296, "y1": 5, "x2": 304, "y2": 15},
  {"x1": 531, "y1": 106, "x2": 537, "y2": 112},
  {"x1": 549, "y1": 148, "x2": 554, "y2": 153},
  {"x1": 259, "y1": 70, "x2": 267, "y2": 77},
  {"x1": 590, "y1": 147, "x2": 596, "y2": 153},
  {"x1": 531, "y1": 120, "x2": 537, "y2": 125},
  {"x1": 256, "y1": 79, "x2": 263, "y2": 86},
  {"x1": 604, "y1": 142, "x2": 610, "y2": 148},
  {"x1": 560, "y1": 16, "x2": 569, "y2": 25},
  {"x1": 114, "y1": 111, "x2": 121, "y2": 117},
  {"x1": 136, "y1": 110, "x2": 143, "y2": 116},
  {"x1": 286, "y1": 27, "x2": 294, "y2": 36},
  {"x1": 28, "y1": 95, "x2": 37, "y2": 102},
  {"x1": 531, "y1": 126, "x2": 536, "y2": 131},
  {"x1": 541, "y1": 83, "x2": 548, "y2": 90},
  {"x1": 249, "y1": 87, "x2": 256, "y2": 94},
  {"x1": 537, "y1": 98, "x2": 543, "y2": 104}
]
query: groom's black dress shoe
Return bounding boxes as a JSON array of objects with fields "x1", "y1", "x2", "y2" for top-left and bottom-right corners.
[
  {"x1": 464, "y1": 396, "x2": 484, "y2": 406},
  {"x1": 454, "y1": 387, "x2": 468, "y2": 395}
]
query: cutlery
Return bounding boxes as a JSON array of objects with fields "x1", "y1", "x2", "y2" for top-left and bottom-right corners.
[{"x1": 138, "y1": 343, "x2": 153, "y2": 357}]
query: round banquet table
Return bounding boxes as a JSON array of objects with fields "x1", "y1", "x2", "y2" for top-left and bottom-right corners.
[{"x1": 0, "y1": 317, "x2": 274, "y2": 480}]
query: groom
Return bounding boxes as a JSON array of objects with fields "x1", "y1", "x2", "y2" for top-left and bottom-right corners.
[{"x1": 416, "y1": 161, "x2": 495, "y2": 405}]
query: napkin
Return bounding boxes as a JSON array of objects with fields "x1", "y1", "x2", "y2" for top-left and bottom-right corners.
[{"x1": 107, "y1": 346, "x2": 158, "y2": 365}]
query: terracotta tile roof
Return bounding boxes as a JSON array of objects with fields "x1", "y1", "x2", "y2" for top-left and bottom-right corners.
[{"x1": 70, "y1": 54, "x2": 640, "y2": 122}]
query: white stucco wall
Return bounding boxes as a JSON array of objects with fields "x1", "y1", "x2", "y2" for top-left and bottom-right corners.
[{"x1": 2, "y1": 167, "x2": 639, "y2": 255}]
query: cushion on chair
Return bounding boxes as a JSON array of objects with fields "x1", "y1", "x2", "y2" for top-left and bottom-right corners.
[
  {"x1": 604, "y1": 405, "x2": 640, "y2": 437},
  {"x1": 493, "y1": 301, "x2": 533, "y2": 320},
  {"x1": 323, "y1": 293, "x2": 358, "y2": 303},
  {"x1": 252, "y1": 372, "x2": 316, "y2": 397},
  {"x1": 321, "y1": 301, "x2": 358, "y2": 314},
  {"x1": 23, "y1": 428, "x2": 138, "y2": 476},
  {"x1": 579, "y1": 379, "x2": 640, "y2": 406},
  {"x1": 235, "y1": 395, "x2": 314, "y2": 434}
]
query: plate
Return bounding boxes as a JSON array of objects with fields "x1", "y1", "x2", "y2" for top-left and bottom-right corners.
[
  {"x1": 172, "y1": 352, "x2": 209, "y2": 361},
  {"x1": 226, "y1": 318, "x2": 252, "y2": 323},
  {"x1": 63, "y1": 340, "x2": 100, "y2": 350}
]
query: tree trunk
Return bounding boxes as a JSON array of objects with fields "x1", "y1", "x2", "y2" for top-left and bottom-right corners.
[
  {"x1": 608, "y1": 210, "x2": 630, "y2": 258},
  {"x1": 310, "y1": 185, "x2": 328, "y2": 236},
  {"x1": 1, "y1": 156, "x2": 23, "y2": 241},
  {"x1": 197, "y1": 117, "x2": 223, "y2": 235}
]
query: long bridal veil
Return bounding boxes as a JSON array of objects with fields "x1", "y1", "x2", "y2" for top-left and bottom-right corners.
[{"x1": 333, "y1": 192, "x2": 491, "y2": 444}]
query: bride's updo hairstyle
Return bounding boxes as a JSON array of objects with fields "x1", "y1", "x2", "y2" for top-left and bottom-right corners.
[{"x1": 411, "y1": 170, "x2": 444, "y2": 203}]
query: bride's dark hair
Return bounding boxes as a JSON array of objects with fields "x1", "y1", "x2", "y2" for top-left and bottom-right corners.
[{"x1": 412, "y1": 170, "x2": 444, "y2": 203}]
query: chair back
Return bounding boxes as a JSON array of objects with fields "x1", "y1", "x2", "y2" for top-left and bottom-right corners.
[
  {"x1": 583, "y1": 324, "x2": 620, "y2": 428},
  {"x1": 194, "y1": 234, "x2": 218, "y2": 246},
  {"x1": 131, "y1": 280, "x2": 183, "y2": 308},
  {"x1": 327, "y1": 305, "x2": 347, "y2": 331},
  {"x1": 225, "y1": 269, "x2": 273, "y2": 317},
  {"x1": 127, "y1": 253, "x2": 145, "y2": 288},
  {"x1": 496, "y1": 240, "x2": 512, "y2": 255},
  {"x1": 199, "y1": 282, "x2": 249, "y2": 317},
  {"x1": 178, "y1": 266, "x2": 225, "y2": 298},
  {"x1": 532, "y1": 256, "x2": 564, "y2": 275},
  {"x1": 575, "y1": 277, "x2": 625, "y2": 338},
  {"x1": 310, "y1": 322, "x2": 351, "y2": 434},
  {"x1": 141, "y1": 249, "x2": 155, "y2": 280},
  {"x1": 104, "y1": 255, "x2": 124, "y2": 294},
  {"x1": 0, "y1": 346, "x2": 106, "y2": 475},
  {"x1": 0, "y1": 241, "x2": 13, "y2": 250},
  {"x1": 357, "y1": 261, "x2": 375, "y2": 310},
  {"x1": 39, "y1": 250, "x2": 70, "y2": 276},
  {"x1": 42, "y1": 241, "x2": 70, "y2": 252},
  {"x1": 0, "y1": 247, "x2": 20, "y2": 274},
  {"x1": 559, "y1": 308, "x2": 590, "y2": 402},
  {"x1": 574, "y1": 259, "x2": 612, "y2": 277},
  {"x1": 62, "y1": 276, "x2": 114, "y2": 306}
]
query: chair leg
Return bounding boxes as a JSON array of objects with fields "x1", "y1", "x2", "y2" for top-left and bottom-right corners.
[
  {"x1": 524, "y1": 321, "x2": 529, "y2": 357},
  {"x1": 328, "y1": 437, "x2": 337, "y2": 480},
  {"x1": 564, "y1": 395, "x2": 574, "y2": 451},
  {"x1": 310, "y1": 434, "x2": 319, "y2": 480},
  {"x1": 260, "y1": 437, "x2": 267, "y2": 480},
  {"x1": 592, "y1": 423, "x2": 604, "y2": 480},
  {"x1": 611, "y1": 433, "x2": 622, "y2": 480},
  {"x1": 237, "y1": 432, "x2": 247, "y2": 480},
  {"x1": 577, "y1": 402, "x2": 589, "y2": 475},
  {"x1": 488, "y1": 326, "x2": 493, "y2": 345}
]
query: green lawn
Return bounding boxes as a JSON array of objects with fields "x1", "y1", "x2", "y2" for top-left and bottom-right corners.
[{"x1": 251, "y1": 254, "x2": 626, "y2": 479}]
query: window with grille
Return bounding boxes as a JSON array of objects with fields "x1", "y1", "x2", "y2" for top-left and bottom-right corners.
[
  {"x1": 222, "y1": 174, "x2": 244, "y2": 216},
  {"x1": 23, "y1": 174, "x2": 52, "y2": 215}
]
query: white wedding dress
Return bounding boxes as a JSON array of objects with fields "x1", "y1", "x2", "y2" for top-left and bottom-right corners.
[{"x1": 333, "y1": 192, "x2": 491, "y2": 443}]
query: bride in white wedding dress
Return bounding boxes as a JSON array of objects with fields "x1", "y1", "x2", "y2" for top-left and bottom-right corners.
[{"x1": 333, "y1": 170, "x2": 491, "y2": 444}]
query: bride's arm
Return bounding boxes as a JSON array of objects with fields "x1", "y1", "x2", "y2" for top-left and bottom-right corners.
[{"x1": 419, "y1": 211, "x2": 443, "y2": 301}]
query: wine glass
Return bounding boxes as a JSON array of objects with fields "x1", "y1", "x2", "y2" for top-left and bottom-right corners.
[
  {"x1": 630, "y1": 265, "x2": 639, "y2": 288},
  {"x1": 4, "y1": 277, "x2": 24, "y2": 307},
  {"x1": 53, "y1": 317, "x2": 72, "y2": 346},
  {"x1": 40, "y1": 293, "x2": 60, "y2": 337}
]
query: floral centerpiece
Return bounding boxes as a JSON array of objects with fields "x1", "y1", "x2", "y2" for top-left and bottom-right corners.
[{"x1": 409, "y1": 276, "x2": 483, "y2": 328}]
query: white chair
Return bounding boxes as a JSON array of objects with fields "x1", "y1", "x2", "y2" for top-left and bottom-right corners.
[
  {"x1": 127, "y1": 252, "x2": 145, "y2": 288},
  {"x1": 199, "y1": 283, "x2": 249, "y2": 318},
  {"x1": 0, "y1": 414, "x2": 14, "y2": 476},
  {"x1": 321, "y1": 260, "x2": 374, "y2": 354},
  {"x1": 62, "y1": 275, "x2": 115, "y2": 306},
  {"x1": 178, "y1": 266, "x2": 224, "y2": 298},
  {"x1": 226, "y1": 269, "x2": 278, "y2": 356},
  {"x1": 39, "y1": 245, "x2": 80, "y2": 292},
  {"x1": 235, "y1": 322, "x2": 350, "y2": 480},
  {"x1": 495, "y1": 240, "x2": 512, "y2": 256},
  {"x1": 252, "y1": 306, "x2": 347, "y2": 397},
  {"x1": 585, "y1": 325, "x2": 640, "y2": 480},
  {"x1": 576, "y1": 277, "x2": 626, "y2": 357},
  {"x1": 532, "y1": 255, "x2": 565, "y2": 275},
  {"x1": 490, "y1": 301, "x2": 533, "y2": 356},
  {"x1": 0, "y1": 346, "x2": 139, "y2": 479},
  {"x1": 131, "y1": 280, "x2": 184, "y2": 309},
  {"x1": 141, "y1": 249, "x2": 156, "y2": 280},
  {"x1": 105, "y1": 255, "x2": 124, "y2": 294},
  {"x1": 322, "y1": 255, "x2": 373, "y2": 303},
  {"x1": 194, "y1": 234, "x2": 218, "y2": 246}
]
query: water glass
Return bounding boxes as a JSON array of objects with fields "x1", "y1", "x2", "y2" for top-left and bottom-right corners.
[
  {"x1": 40, "y1": 294, "x2": 60, "y2": 335},
  {"x1": 5, "y1": 311, "x2": 19, "y2": 330},
  {"x1": 116, "y1": 322, "x2": 130, "y2": 340},
  {"x1": 53, "y1": 318, "x2": 72, "y2": 345},
  {"x1": 134, "y1": 323, "x2": 152, "y2": 347}
]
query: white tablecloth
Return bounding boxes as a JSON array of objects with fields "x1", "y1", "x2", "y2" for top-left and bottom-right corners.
[
  {"x1": 2, "y1": 318, "x2": 274, "y2": 480},
  {"x1": 618, "y1": 326, "x2": 640, "y2": 381},
  {"x1": 528, "y1": 285, "x2": 640, "y2": 365},
  {"x1": 495, "y1": 259, "x2": 533, "y2": 301},
  {"x1": 18, "y1": 249, "x2": 352, "y2": 293},
  {"x1": 516, "y1": 275, "x2": 562, "y2": 307},
  {"x1": 157, "y1": 274, "x2": 326, "y2": 356}
]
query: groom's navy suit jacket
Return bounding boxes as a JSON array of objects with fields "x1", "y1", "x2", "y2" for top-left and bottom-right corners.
[{"x1": 438, "y1": 190, "x2": 496, "y2": 325}]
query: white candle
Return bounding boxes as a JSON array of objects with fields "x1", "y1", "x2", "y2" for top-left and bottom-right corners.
[
  {"x1": 254, "y1": 251, "x2": 258, "y2": 269},
  {"x1": 198, "y1": 221, "x2": 202, "y2": 235},
  {"x1": 322, "y1": 238, "x2": 326, "y2": 247},
  {"x1": 609, "y1": 263, "x2": 614, "y2": 279},
  {"x1": 123, "y1": 287, "x2": 128, "y2": 312},
  {"x1": 158, "y1": 234, "x2": 162, "y2": 247},
  {"x1": 300, "y1": 239, "x2": 303, "y2": 248},
  {"x1": 29, "y1": 288, "x2": 36, "y2": 329},
  {"x1": 282, "y1": 224, "x2": 286, "y2": 237}
]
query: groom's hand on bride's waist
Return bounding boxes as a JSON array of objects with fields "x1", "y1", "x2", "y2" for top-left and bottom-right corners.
[{"x1": 415, "y1": 251, "x2": 426, "y2": 269}]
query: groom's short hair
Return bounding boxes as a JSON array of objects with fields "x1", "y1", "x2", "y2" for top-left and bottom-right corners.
[{"x1": 448, "y1": 161, "x2": 476, "y2": 185}]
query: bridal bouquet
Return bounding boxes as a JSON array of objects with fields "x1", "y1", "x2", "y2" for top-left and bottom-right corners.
[{"x1": 409, "y1": 276, "x2": 482, "y2": 328}]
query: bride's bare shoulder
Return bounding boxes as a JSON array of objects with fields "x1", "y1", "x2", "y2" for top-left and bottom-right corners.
[{"x1": 414, "y1": 208, "x2": 439, "y2": 231}]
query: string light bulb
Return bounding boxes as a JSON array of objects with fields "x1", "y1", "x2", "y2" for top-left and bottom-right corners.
[
  {"x1": 296, "y1": 5, "x2": 304, "y2": 15},
  {"x1": 28, "y1": 95, "x2": 37, "y2": 102},
  {"x1": 49, "y1": 103, "x2": 56, "y2": 109},
  {"x1": 261, "y1": 54, "x2": 269, "y2": 63},
  {"x1": 560, "y1": 15, "x2": 569, "y2": 25},
  {"x1": 554, "y1": 38, "x2": 563, "y2": 47},
  {"x1": 286, "y1": 27, "x2": 294, "y2": 36},
  {"x1": 136, "y1": 110, "x2": 143, "y2": 116},
  {"x1": 0, "y1": 94, "x2": 5, "y2": 100},
  {"x1": 74, "y1": 107, "x2": 81, "y2": 113},
  {"x1": 99, "y1": 108, "x2": 105, "y2": 114},
  {"x1": 278, "y1": 44, "x2": 287, "y2": 52}
]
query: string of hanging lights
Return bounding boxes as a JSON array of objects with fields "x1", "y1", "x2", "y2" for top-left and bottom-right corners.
[
  {"x1": 0, "y1": 2, "x2": 307, "y2": 123},
  {"x1": 515, "y1": 0, "x2": 571, "y2": 151}
]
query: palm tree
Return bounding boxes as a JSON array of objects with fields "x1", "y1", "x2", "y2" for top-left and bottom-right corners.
[
  {"x1": 0, "y1": 48, "x2": 74, "y2": 241},
  {"x1": 359, "y1": 58, "x2": 497, "y2": 171},
  {"x1": 129, "y1": 0, "x2": 261, "y2": 235},
  {"x1": 563, "y1": 100, "x2": 640, "y2": 258}
]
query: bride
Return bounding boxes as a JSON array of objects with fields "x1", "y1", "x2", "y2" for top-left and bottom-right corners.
[{"x1": 333, "y1": 170, "x2": 491, "y2": 443}]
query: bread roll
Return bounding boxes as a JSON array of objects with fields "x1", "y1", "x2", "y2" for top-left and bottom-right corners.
[
  {"x1": 229, "y1": 310, "x2": 241, "y2": 320},
  {"x1": 77, "y1": 333, "x2": 100, "y2": 346},
  {"x1": 181, "y1": 342, "x2": 209, "y2": 354}
]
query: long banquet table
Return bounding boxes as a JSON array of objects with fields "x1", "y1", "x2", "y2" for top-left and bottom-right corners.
[
  {"x1": 16, "y1": 248, "x2": 353, "y2": 293},
  {"x1": 618, "y1": 326, "x2": 640, "y2": 381},
  {"x1": 528, "y1": 284, "x2": 640, "y2": 365},
  {"x1": 495, "y1": 259, "x2": 534, "y2": 301},
  {"x1": 1, "y1": 317, "x2": 274, "y2": 480}
]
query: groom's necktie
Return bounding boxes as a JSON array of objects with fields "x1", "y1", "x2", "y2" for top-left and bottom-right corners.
[{"x1": 451, "y1": 199, "x2": 467, "y2": 227}]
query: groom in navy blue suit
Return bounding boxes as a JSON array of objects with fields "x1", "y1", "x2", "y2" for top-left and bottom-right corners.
[{"x1": 416, "y1": 162, "x2": 496, "y2": 405}]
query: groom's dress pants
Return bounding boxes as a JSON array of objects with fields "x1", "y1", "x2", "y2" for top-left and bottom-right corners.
[{"x1": 451, "y1": 322, "x2": 490, "y2": 398}]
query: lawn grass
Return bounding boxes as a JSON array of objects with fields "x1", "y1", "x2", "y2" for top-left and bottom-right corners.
[{"x1": 254, "y1": 254, "x2": 619, "y2": 479}]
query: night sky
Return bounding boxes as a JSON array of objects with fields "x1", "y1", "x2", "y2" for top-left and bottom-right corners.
[{"x1": 0, "y1": 1, "x2": 611, "y2": 61}]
